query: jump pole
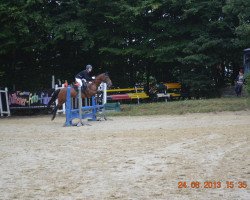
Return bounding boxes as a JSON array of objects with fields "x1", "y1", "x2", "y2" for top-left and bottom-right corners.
[
  {"x1": 103, "y1": 83, "x2": 107, "y2": 105},
  {"x1": 77, "y1": 86, "x2": 84, "y2": 127},
  {"x1": 0, "y1": 87, "x2": 10, "y2": 117},
  {"x1": 91, "y1": 96, "x2": 97, "y2": 121},
  {"x1": 65, "y1": 86, "x2": 72, "y2": 126}
]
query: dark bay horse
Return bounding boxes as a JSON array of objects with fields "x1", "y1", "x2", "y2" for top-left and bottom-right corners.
[{"x1": 47, "y1": 72, "x2": 112, "y2": 120}]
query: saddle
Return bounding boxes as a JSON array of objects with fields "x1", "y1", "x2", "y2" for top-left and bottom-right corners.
[{"x1": 73, "y1": 82, "x2": 89, "y2": 93}]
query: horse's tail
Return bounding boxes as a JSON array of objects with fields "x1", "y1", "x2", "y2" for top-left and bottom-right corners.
[
  {"x1": 47, "y1": 89, "x2": 60, "y2": 109},
  {"x1": 51, "y1": 105, "x2": 59, "y2": 121}
]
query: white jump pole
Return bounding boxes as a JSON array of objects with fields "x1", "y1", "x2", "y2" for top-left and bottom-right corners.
[
  {"x1": 77, "y1": 86, "x2": 83, "y2": 126},
  {"x1": 55, "y1": 84, "x2": 66, "y2": 114},
  {"x1": 103, "y1": 83, "x2": 107, "y2": 105},
  {"x1": 0, "y1": 87, "x2": 10, "y2": 117},
  {"x1": 52, "y1": 75, "x2": 55, "y2": 89}
]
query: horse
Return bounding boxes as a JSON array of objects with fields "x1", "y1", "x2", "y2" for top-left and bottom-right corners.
[{"x1": 47, "y1": 72, "x2": 112, "y2": 120}]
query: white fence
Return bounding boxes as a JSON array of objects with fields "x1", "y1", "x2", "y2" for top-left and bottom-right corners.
[
  {"x1": 0, "y1": 87, "x2": 10, "y2": 117},
  {"x1": 55, "y1": 84, "x2": 66, "y2": 114}
]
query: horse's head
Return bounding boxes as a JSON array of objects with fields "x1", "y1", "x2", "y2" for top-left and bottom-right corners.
[
  {"x1": 95, "y1": 72, "x2": 112, "y2": 88},
  {"x1": 104, "y1": 72, "x2": 112, "y2": 88}
]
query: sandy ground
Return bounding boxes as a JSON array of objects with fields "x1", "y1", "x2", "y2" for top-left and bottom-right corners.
[{"x1": 0, "y1": 111, "x2": 250, "y2": 200}]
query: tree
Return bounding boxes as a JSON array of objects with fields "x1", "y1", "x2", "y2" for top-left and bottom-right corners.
[{"x1": 0, "y1": 0, "x2": 249, "y2": 97}]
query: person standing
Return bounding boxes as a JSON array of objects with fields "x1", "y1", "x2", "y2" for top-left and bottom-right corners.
[{"x1": 235, "y1": 69, "x2": 245, "y2": 96}]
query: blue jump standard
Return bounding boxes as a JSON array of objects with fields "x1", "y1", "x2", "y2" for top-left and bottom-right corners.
[{"x1": 65, "y1": 86, "x2": 103, "y2": 126}]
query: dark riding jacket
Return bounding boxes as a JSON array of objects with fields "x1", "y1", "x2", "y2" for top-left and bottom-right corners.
[
  {"x1": 235, "y1": 75, "x2": 245, "y2": 85},
  {"x1": 75, "y1": 70, "x2": 93, "y2": 81}
]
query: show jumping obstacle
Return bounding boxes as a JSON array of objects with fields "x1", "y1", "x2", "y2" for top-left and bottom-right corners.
[{"x1": 64, "y1": 86, "x2": 104, "y2": 127}]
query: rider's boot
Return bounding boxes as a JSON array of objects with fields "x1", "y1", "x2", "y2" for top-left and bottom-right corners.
[{"x1": 81, "y1": 82, "x2": 87, "y2": 93}]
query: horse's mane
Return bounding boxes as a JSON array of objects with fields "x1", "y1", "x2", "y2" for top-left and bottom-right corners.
[{"x1": 93, "y1": 73, "x2": 108, "y2": 85}]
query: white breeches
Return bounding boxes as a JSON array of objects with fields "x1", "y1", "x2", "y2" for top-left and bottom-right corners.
[{"x1": 75, "y1": 78, "x2": 82, "y2": 86}]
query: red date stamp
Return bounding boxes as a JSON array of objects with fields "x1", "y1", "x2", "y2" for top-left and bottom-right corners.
[{"x1": 178, "y1": 181, "x2": 248, "y2": 189}]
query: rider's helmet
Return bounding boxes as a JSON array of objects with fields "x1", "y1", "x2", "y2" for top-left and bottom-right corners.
[{"x1": 86, "y1": 64, "x2": 92, "y2": 72}]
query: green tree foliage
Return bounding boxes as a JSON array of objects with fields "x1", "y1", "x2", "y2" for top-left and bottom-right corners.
[
  {"x1": 223, "y1": 0, "x2": 250, "y2": 47},
  {"x1": 0, "y1": 0, "x2": 249, "y2": 97}
]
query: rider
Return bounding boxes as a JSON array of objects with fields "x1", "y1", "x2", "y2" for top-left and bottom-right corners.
[{"x1": 75, "y1": 64, "x2": 95, "y2": 91}]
